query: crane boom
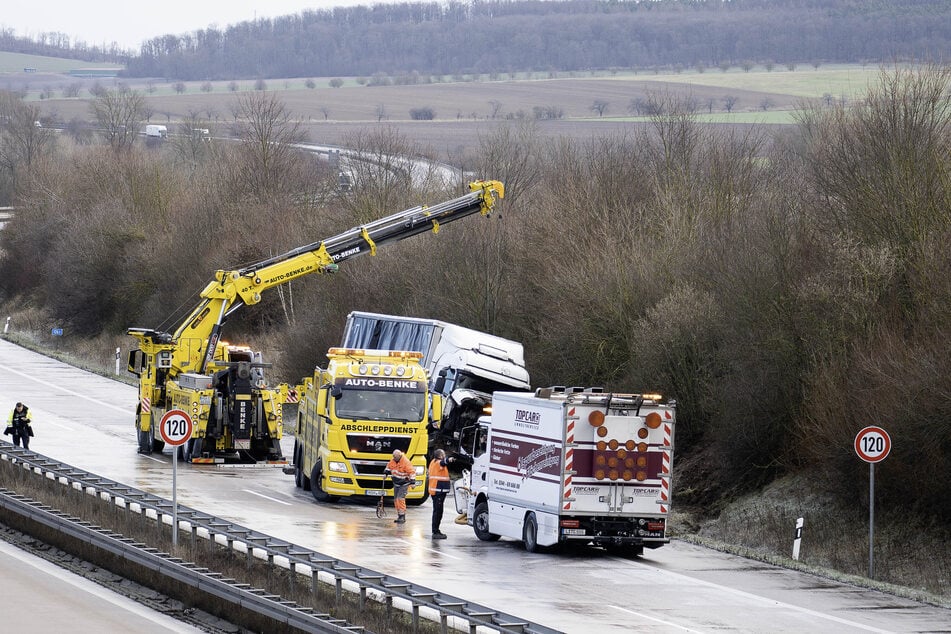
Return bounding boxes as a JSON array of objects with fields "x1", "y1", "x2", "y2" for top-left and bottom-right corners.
[{"x1": 126, "y1": 180, "x2": 504, "y2": 461}]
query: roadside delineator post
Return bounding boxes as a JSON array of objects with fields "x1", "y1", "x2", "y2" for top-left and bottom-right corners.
[{"x1": 792, "y1": 517, "x2": 804, "y2": 560}]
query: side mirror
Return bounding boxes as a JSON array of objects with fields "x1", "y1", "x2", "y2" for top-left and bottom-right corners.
[
  {"x1": 433, "y1": 376, "x2": 445, "y2": 393},
  {"x1": 329, "y1": 385, "x2": 343, "y2": 400}
]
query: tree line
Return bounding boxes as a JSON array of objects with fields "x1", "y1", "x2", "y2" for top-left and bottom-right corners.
[
  {"x1": 1, "y1": 65, "x2": 950, "y2": 590},
  {"x1": 4, "y1": 2, "x2": 949, "y2": 81},
  {"x1": 124, "y1": 0, "x2": 949, "y2": 80}
]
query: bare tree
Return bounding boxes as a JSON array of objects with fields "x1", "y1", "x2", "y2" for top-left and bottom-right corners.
[
  {"x1": 230, "y1": 91, "x2": 306, "y2": 198},
  {"x1": 170, "y1": 110, "x2": 213, "y2": 166},
  {"x1": 89, "y1": 89, "x2": 147, "y2": 153},
  {"x1": 0, "y1": 91, "x2": 56, "y2": 192},
  {"x1": 722, "y1": 95, "x2": 739, "y2": 113},
  {"x1": 590, "y1": 99, "x2": 609, "y2": 117}
]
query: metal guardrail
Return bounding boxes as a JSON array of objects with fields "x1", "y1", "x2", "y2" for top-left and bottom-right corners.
[
  {"x1": 0, "y1": 445, "x2": 563, "y2": 634},
  {"x1": 0, "y1": 487, "x2": 359, "y2": 633}
]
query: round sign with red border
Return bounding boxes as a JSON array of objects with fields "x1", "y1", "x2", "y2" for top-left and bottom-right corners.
[
  {"x1": 159, "y1": 409, "x2": 193, "y2": 447},
  {"x1": 854, "y1": 426, "x2": 891, "y2": 463}
]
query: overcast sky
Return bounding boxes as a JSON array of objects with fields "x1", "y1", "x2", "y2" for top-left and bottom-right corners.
[{"x1": 2, "y1": 0, "x2": 399, "y2": 51}]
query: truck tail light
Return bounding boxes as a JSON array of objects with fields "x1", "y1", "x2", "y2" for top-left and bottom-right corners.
[{"x1": 588, "y1": 411, "x2": 605, "y2": 427}]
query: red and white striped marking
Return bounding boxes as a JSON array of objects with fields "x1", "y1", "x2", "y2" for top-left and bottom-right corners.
[
  {"x1": 141, "y1": 397, "x2": 151, "y2": 412},
  {"x1": 659, "y1": 422, "x2": 672, "y2": 513},
  {"x1": 286, "y1": 389, "x2": 299, "y2": 403},
  {"x1": 563, "y1": 408, "x2": 575, "y2": 510}
]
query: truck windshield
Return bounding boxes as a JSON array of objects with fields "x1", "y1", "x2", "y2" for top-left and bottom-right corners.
[{"x1": 334, "y1": 389, "x2": 426, "y2": 422}]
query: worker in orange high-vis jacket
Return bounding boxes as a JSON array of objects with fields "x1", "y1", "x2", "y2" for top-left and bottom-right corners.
[
  {"x1": 428, "y1": 448, "x2": 454, "y2": 539},
  {"x1": 385, "y1": 449, "x2": 416, "y2": 524}
]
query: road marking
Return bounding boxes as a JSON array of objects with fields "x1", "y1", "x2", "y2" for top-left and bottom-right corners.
[
  {"x1": 609, "y1": 605, "x2": 706, "y2": 633},
  {"x1": 242, "y1": 489, "x2": 293, "y2": 506},
  {"x1": 1, "y1": 365, "x2": 132, "y2": 413},
  {"x1": 397, "y1": 539, "x2": 463, "y2": 559},
  {"x1": 617, "y1": 558, "x2": 894, "y2": 633}
]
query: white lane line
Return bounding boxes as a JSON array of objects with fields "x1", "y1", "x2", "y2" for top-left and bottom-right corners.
[
  {"x1": 617, "y1": 559, "x2": 893, "y2": 633},
  {"x1": 609, "y1": 605, "x2": 707, "y2": 633},
  {"x1": 397, "y1": 539, "x2": 463, "y2": 559},
  {"x1": 242, "y1": 489, "x2": 293, "y2": 506},
  {"x1": 2, "y1": 365, "x2": 132, "y2": 413}
]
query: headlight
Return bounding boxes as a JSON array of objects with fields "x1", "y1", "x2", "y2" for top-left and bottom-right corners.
[{"x1": 328, "y1": 461, "x2": 348, "y2": 473}]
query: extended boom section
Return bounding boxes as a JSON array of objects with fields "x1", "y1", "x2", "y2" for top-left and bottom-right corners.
[{"x1": 127, "y1": 180, "x2": 504, "y2": 463}]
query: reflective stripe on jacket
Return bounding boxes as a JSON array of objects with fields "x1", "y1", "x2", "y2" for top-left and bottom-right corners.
[
  {"x1": 428, "y1": 458, "x2": 450, "y2": 495},
  {"x1": 386, "y1": 456, "x2": 415, "y2": 480}
]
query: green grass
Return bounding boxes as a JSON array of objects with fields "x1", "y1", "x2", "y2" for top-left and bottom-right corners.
[
  {"x1": 601, "y1": 64, "x2": 884, "y2": 100},
  {"x1": 0, "y1": 51, "x2": 123, "y2": 74}
]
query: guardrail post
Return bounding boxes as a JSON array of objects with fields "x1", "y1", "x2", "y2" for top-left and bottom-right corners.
[{"x1": 335, "y1": 577, "x2": 343, "y2": 606}]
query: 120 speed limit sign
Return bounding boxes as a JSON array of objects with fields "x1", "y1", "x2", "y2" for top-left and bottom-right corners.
[
  {"x1": 159, "y1": 409, "x2": 193, "y2": 447},
  {"x1": 854, "y1": 426, "x2": 891, "y2": 463}
]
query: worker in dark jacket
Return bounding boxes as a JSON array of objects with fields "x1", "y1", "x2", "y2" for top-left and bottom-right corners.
[
  {"x1": 428, "y1": 449, "x2": 454, "y2": 539},
  {"x1": 5, "y1": 402, "x2": 34, "y2": 449}
]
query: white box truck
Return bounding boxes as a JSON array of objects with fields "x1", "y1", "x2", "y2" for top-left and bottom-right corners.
[
  {"x1": 466, "y1": 387, "x2": 676, "y2": 554},
  {"x1": 340, "y1": 311, "x2": 530, "y2": 450},
  {"x1": 145, "y1": 124, "x2": 168, "y2": 138}
]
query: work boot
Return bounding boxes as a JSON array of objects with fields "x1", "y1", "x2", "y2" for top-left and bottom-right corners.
[
  {"x1": 394, "y1": 515, "x2": 406, "y2": 524},
  {"x1": 454, "y1": 513, "x2": 468, "y2": 525},
  {"x1": 432, "y1": 531, "x2": 447, "y2": 540}
]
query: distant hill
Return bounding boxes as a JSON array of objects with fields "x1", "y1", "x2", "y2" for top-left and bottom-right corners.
[
  {"x1": 124, "y1": 0, "x2": 951, "y2": 81},
  {"x1": 2, "y1": 0, "x2": 949, "y2": 83}
]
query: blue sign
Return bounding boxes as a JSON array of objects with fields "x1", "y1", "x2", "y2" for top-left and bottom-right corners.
[{"x1": 51, "y1": 328, "x2": 63, "y2": 336}]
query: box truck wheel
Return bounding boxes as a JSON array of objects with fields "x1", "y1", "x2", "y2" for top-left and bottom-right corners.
[
  {"x1": 473, "y1": 501, "x2": 500, "y2": 542},
  {"x1": 310, "y1": 461, "x2": 337, "y2": 502},
  {"x1": 523, "y1": 513, "x2": 541, "y2": 553}
]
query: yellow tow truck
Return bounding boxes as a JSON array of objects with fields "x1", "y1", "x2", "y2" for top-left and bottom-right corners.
[{"x1": 126, "y1": 180, "x2": 505, "y2": 464}]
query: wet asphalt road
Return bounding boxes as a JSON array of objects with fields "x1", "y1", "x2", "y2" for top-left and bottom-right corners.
[{"x1": 1, "y1": 338, "x2": 949, "y2": 633}]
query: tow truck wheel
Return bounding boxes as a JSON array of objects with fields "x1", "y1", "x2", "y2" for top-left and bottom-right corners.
[
  {"x1": 473, "y1": 501, "x2": 500, "y2": 542},
  {"x1": 310, "y1": 462, "x2": 337, "y2": 503},
  {"x1": 523, "y1": 513, "x2": 541, "y2": 553}
]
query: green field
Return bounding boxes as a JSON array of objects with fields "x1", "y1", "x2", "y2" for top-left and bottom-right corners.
[{"x1": 0, "y1": 51, "x2": 123, "y2": 74}]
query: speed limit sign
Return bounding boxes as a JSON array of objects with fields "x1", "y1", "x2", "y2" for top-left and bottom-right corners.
[
  {"x1": 854, "y1": 426, "x2": 891, "y2": 463},
  {"x1": 159, "y1": 409, "x2": 193, "y2": 447}
]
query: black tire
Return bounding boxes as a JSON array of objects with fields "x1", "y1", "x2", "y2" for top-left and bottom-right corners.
[
  {"x1": 523, "y1": 513, "x2": 541, "y2": 553},
  {"x1": 473, "y1": 501, "x2": 500, "y2": 542},
  {"x1": 310, "y1": 462, "x2": 337, "y2": 503}
]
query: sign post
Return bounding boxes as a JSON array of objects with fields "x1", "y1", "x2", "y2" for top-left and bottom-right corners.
[
  {"x1": 854, "y1": 426, "x2": 891, "y2": 579},
  {"x1": 159, "y1": 409, "x2": 193, "y2": 547}
]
